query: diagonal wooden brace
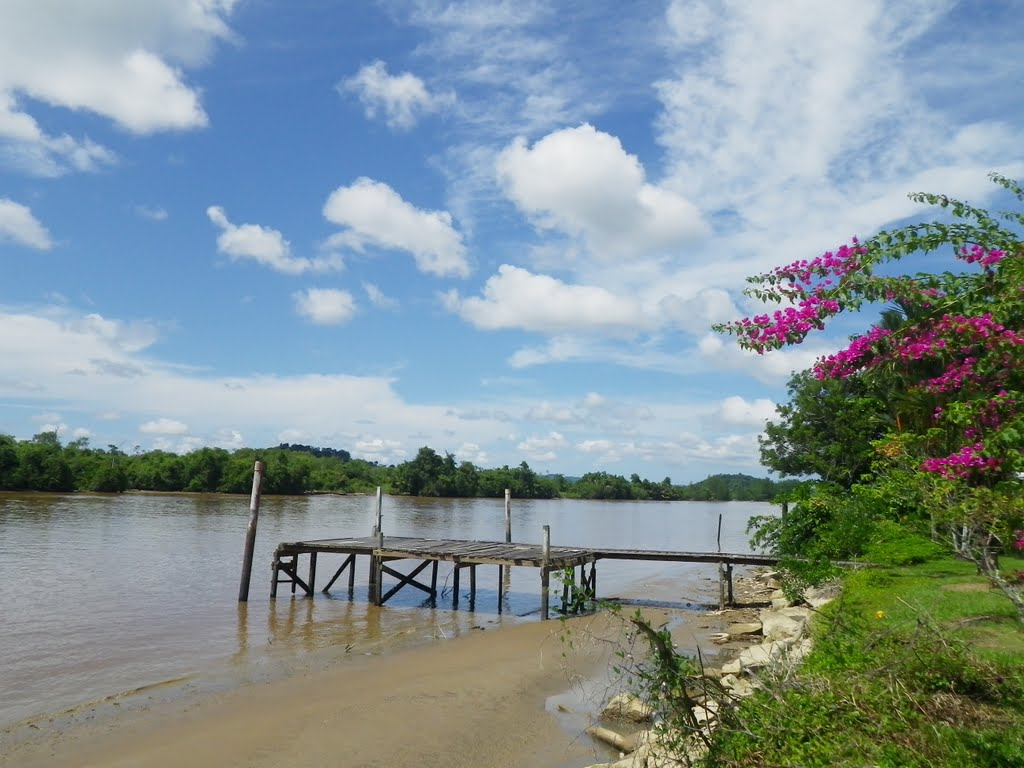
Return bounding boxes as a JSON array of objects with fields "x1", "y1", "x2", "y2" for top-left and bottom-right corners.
[
  {"x1": 322, "y1": 554, "x2": 356, "y2": 593},
  {"x1": 379, "y1": 560, "x2": 436, "y2": 605}
]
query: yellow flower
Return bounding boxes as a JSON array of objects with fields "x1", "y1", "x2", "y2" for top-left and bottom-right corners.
[{"x1": 875, "y1": 610, "x2": 886, "y2": 620}]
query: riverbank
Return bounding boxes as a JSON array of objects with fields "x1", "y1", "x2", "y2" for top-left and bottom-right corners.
[{"x1": 700, "y1": 557, "x2": 1024, "y2": 767}]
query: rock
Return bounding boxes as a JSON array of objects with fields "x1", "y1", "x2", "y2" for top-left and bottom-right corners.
[
  {"x1": 736, "y1": 640, "x2": 784, "y2": 670},
  {"x1": 786, "y1": 637, "x2": 814, "y2": 663},
  {"x1": 720, "y1": 658, "x2": 742, "y2": 675},
  {"x1": 757, "y1": 570, "x2": 780, "y2": 584},
  {"x1": 602, "y1": 692, "x2": 655, "y2": 723},
  {"x1": 587, "y1": 725, "x2": 638, "y2": 753},
  {"x1": 760, "y1": 612, "x2": 805, "y2": 643},
  {"x1": 803, "y1": 583, "x2": 841, "y2": 608},
  {"x1": 720, "y1": 673, "x2": 757, "y2": 697},
  {"x1": 725, "y1": 621, "x2": 763, "y2": 636},
  {"x1": 692, "y1": 700, "x2": 719, "y2": 724},
  {"x1": 771, "y1": 596, "x2": 792, "y2": 610}
]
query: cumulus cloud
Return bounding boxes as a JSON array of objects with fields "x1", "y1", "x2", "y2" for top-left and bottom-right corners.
[
  {"x1": 0, "y1": 198, "x2": 52, "y2": 249},
  {"x1": 496, "y1": 124, "x2": 707, "y2": 260},
  {"x1": 139, "y1": 417, "x2": 190, "y2": 435},
  {"x1": 323, "y1": 178, "x2": 469, "y2": 277},
  {"x1": 444, "y1": 265, "x2": 648, "y2": 334},
  {"x1": 0, "y1": 1, "x2": 237, "y2": 175},
  {"x1": 342, "y1": 60, "x2": 454, "y2": 130},
  {"x1": 293, "y1": 288, "x2": 357, "y2": 326},
  {"x1": 207, "y1": 206, "x2": 342, "y2": 275}
]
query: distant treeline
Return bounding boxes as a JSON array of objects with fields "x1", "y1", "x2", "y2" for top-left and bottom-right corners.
[{"x1": 0, "y1": 434, "x2": 794, "y2": 502}]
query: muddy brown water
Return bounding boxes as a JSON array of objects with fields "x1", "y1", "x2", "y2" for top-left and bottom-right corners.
[{"x1": 0, "y1": 492, "x2": 769, "y2": 728}]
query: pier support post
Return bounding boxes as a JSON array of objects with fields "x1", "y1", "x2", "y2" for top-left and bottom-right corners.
[
  {"x1": 270, "y1": 549, "x2": 280, "y2": 598},
  {"x1": 540, "y1": 525, "x2": 551, "y2": 620},
  {"x1": 238, "y1": 461, "x2": 265, "y2": 602},
  {"x1": 307, "y1": 551, "x2": 317, "y2": 595},
  {"x1": 373, "y1": 530, "x2": 384, "y2": 605}
]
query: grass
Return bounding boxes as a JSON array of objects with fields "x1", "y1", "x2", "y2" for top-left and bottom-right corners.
[{"x1": 702, "y1": 557, "x2": 1024, "y2": 768}]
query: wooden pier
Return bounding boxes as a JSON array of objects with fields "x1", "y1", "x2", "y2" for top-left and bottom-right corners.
[{"x1": 270, "y1": 534, "x2": 778, "y2": 619}]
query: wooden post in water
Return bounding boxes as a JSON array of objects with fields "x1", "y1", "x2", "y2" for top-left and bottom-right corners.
[
  {"x1": 504, "y1": 489, "x2": 512, "y2": 542},
  {"x1": 717, "y1": 512, "x2": 725, "y2": 610},
  {"x1": 501, "y1": 488, "x2": 512, "y2": 609},
  {"x1": 540, "y1": 525, "x2": 551, "y2": 620},
  {"x1": 372, "y1": 528, "x2": 384, "y2": 605},
  {"x1": 238, "y1": 461, "x2": 265, "y2": 602},
  {"x1": 369, "y1": 486, "x2": 383, "y2": 590}
]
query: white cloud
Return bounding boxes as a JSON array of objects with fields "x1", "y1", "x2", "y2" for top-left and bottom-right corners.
[
  {"x1": 152, "y1": 435, "x2": 204, "y2": 454},
  {"x1": 212, "y1": 428, "x2": 244, "y2": 450},
  {"x1": 277, "y1": 429, "x2": 309, "y2": 444},
  {"x1": 354, "y1": 438, "x2": 407, "y2": 463},
  {"x1": 445, "y1": 265, "x2": 648, "y2": 334},
  {"x1": 517, "y1": 431, "x2": 567, "y2": 462},
  {"x1": 525, "y1": 401, "x2": 581, "y2": 424},
  {"x1": 496, "y1": 124, "x2": 707, "y2": 260},
  {"x1": 293, "y1": 288, "x2": 357, "y2": 326},
  {"x1": 456, "y1": 441, "x2": 489, "y2": 465},
  {"x1": 0, "y1": 198, "x2": 52, "y2": 249},
  {"x1": 696, "y1": 333, "x2": 834, "y2": 385},
  {"x1": 207, "y1": 206, "x2": 342, "y2": 275},
  {"x1": 658, "y1": 288, "x2": 740, "y2": 335},
  {"x1": 72, "y1": 427, "x2": 93, "y2": 440},
  {"x1": 139, "y1": 418, "x2": 190, "y2": 435},
  {"x1": 134, "y1": 204, "x2": 168, "y2": 221},
  {"x1": 363, "y1": 282, "x2": 399, "y2": 310},
  {"x1": 710, "y1": 396, "x2": 778, "y2": 429},
  {"x1": 323, "y1": 178, "x2": 470, "y2": 278},
  {"x1": 655, "y1": 0, "x2": 1023, "y2": 260},
  {"x1": 0, "y1": 1, "x2": 237, "y2": 174},
  {"x1": 342, "y1": 60, "x2": 454, "y2": 130}
]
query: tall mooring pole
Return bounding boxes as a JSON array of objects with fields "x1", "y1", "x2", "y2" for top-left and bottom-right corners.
[{"x1": 238, "y1": 461, "x2": 266, "y2": 602}]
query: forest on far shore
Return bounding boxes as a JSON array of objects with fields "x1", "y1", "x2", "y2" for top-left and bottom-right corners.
[{"x1": 0, "y1": 433, "x2": 794, "y2": 502}]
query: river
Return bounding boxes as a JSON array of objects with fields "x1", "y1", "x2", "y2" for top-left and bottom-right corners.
[{"x1": 0, "y1": 492, "x2": 771, "y2": 728}]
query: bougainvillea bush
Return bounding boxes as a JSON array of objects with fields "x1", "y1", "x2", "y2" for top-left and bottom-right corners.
[{"x1": 717, "y1": 174, "x2": 1024, "y2": 615}]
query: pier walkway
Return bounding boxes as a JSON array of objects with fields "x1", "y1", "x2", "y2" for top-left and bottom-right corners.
[{"x1": 271, "y1": 534, "x2": 778, "y2": 618}]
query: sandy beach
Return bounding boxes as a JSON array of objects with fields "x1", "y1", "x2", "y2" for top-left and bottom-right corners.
[
  {"x1": 3, "y1": 611, "x2": 643, "y2": 768},
  {"x1": 1, "y1": 566, "x2": 766, "y2": 768}
]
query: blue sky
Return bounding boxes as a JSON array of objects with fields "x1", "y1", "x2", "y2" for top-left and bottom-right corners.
[{"x1": 1, "y1": 0, "x2": 1022, "y2": 482}]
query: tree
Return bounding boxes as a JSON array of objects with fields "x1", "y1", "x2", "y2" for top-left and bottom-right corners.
[
  {"x1": 716, "y1": 173, "x2": 1024, "y2": 614},
  {"x1": 759, "y1": 370, "x2": 891, "y2": 487}
]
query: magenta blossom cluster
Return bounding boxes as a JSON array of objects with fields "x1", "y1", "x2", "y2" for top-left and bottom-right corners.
[
  {"x1": 725, "y1": 241, "x2": 868, "y2": 352},
  {"x1": 735, "y1": 297, "x2": 842, "y2": 352},
  {"x1": 816, "y1": 314, "x2": 1024, "y2": 384},
  {"x1": 768, "y1": 241, "x2": 866, "y2": 292},
  {"x1": 920, "y1": 443, "x2": 1002, "y2": 479},
  {"x1": 959, "y1": 244, "x2": 1006, "y2": 268},
  {"x1": 1015, "y1": 530, "x2": 1024, "y2": 551}
]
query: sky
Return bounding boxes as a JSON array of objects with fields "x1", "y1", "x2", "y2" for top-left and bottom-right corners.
[{"x1": 1, "y1": 0, "x2": 1022, "y2": 483}]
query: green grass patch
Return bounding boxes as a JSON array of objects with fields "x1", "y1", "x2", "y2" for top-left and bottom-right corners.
[{"x1": 703, "y1": 557, "x2": 1024, "y2": 768}]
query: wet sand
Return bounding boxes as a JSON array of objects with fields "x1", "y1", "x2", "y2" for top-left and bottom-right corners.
[{"x1": 4, "y1": 611, "x2": 637, "y2": 768}]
